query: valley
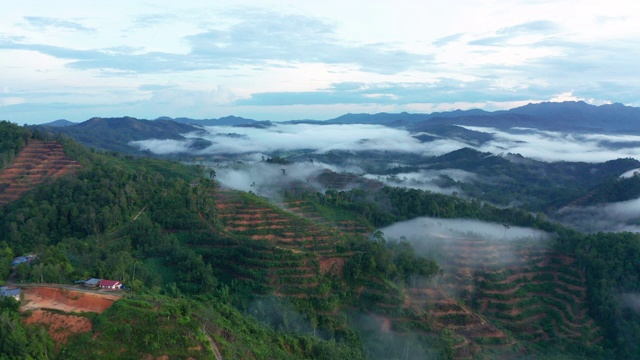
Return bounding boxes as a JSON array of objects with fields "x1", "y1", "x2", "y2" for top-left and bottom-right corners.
[{"x1": 2, "y1": 0, "x2": 640, "y2": 357}]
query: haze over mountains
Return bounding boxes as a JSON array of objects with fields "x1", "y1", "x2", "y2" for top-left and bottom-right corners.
[
  {"x1": 34, "y1": 100, "x2": 640, "y2": 234},
  {"x1": 3, "y1": 98, "x2": 640, "y2": 359},
  {"x1": 3, "y1": 0, "x2": 640, "y2": 357},
  {"x1": 41, "y1": 100, "x2": 640, "y2": 132},
  {"x1": 39, "y1": 101, "x2": 640, "y2": 162}
]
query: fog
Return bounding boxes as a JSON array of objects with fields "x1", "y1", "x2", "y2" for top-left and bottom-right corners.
[
  {"x1": 348, "y1": 311, "x2": 435, "y2": 360},
  {"x1": 129, "y1": 138, "x2": 196, "y2": 155},
  {"x1": 621, "y1": 293, "x2": 640, "y2": 313},
  {"x1": 381, "y1": 217, "x2": 549, "y2": 242},
  {"x1": 379, "y1": 217, "x2": 551, "y2": 273},
  {"x1": 127, "y1": 121, "x2": 640, "y2": 233},
  {"x1": 556, "y1": 197, "x2": 640, "y2": 233},
  {"x1": 215, "y1": 161, "x2": 321, "y2": 197},
  {"x1": 132, "y1": 123, "x2": 437, "y2": 156},
  {"x1": 462, "y1": 126, "x2": 640, "y2": 162},
  {"x1": 620, "y1": 168, "x2": 640, "y2": 179},
  {"x1": 129, "y1": 122, "x2": 640, "y2": 163},
  {"x1": 363, "y1": 169, "x2": 476, "y2": 195}
]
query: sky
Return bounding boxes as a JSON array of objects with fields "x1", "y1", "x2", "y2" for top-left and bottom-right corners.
[{"x1": 1, "y1": 0, "x2": 639, "y2": 124}]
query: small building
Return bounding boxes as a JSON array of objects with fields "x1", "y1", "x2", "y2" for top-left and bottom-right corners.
[
  {"x1": 97, "y1": 280, "x2": 122, "y2": 290},
  {"x1": 84, "y1": 278, "x2": 101, "y2": 287},
  {"x1": 0, "y1": 286, "x2": 21, "y2": 301}
]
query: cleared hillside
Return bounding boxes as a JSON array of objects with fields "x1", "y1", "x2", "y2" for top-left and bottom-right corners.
[
  {"x1": 20, "y1": 286, "x2": 121, "y2": 349},
  {"x1": 0, "y1": 140, "x2": 81, "y2": 206}
]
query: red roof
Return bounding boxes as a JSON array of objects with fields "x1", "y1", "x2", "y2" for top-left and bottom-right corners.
[{"x1": 97, "y1": 280, "x2": 121, "y2": 287}]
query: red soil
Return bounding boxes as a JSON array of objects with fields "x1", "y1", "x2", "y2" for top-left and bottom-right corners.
[
  {"x1": 380, "y1": 317, "x2": 392, "y2": 332},
  {"x1": 251, "y1": 234, "x2": 277, "y2": 241},
  {"x1": 319, "y1": 257, "x2": 346, "y2": 275},
  {"x1": 20, "y1": 286, "x2": 121, "y2": 350},
  {"x1": 0, "y1": 141, "x2": 81, "y2": 206},
  {"x1": 21, "y1": 286, "x2": 121, "y2": 313},
  {"x1": 23, "y1": 310, "x2": 93, "y2": 348}
]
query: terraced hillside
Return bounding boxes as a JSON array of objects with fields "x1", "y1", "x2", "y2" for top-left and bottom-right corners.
[
  {"x1": 189, "y1": 188, "x2": 354, "y2": 298},
  {"x1": 315, "y1": 169, "x2": 383, "y2": 192},
  {"x1": 281, "y1": 198, "x2": 373, "y2": 237},
  {"x1": 187, "y1": 187, "x2": 601, "y2": 358},
  {"x1": 0, "y1": 140, "x2": 81, "y2": 206},
  {"x1": 432, "y1": 235, "x2": 602, "y2": 353}
]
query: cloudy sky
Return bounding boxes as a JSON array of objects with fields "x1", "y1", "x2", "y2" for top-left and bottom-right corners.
[{"x1": 1, "y1": 0, "x2": 639, "y2": 124}]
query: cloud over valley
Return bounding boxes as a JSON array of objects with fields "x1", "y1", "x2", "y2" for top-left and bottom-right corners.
[{"x1": 129, "y1": 122, "x2": 640, "y2": 164}]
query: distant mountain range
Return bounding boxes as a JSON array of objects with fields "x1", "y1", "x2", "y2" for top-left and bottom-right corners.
[
  {"x1": 324, "y1": 101, "x2": 640, "y2": 133},
  {"x1": 156, "y1": 115, "x2": 257, "y2": 126},
  {"x1": 34, "y1": 101, "x2": 640, "y2": 153},
  {"x1": 159, "y1": 101, "x2": 640, "y2": 132}
]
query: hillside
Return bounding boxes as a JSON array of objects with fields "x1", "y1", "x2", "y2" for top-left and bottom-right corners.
[
  {"x1": 0, "y1": 140, "x2": 82, "y2": 206},
  {"x1": 45, "y1": 117, "x2": 201, "y2": 153},
  {"x1": 324, "y1": 101, "x2": 640, "y2": 133},
  {"x1": 20, "y1": 286, "x2": 121, "y2": 349},
  {"x1": 1, "y1": 122, "x2": 639, "y2": 359}
]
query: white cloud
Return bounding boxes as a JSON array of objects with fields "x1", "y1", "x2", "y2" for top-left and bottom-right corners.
[
  {"x1": 380, "y1": 217, "x2": 549, "y2": 242},
  {"x1": 556, "y1": 197, "x2": 640, "y2": 233},
  {"x1": 0, "y1": 97, "x2": 26, "y2": 106},
  {"x1": 363, "y1": 169, "x2": 475, "y2": 195},
  {"x1": 620, "y1": 168, "x2": 640, "y2": 179},
  {"x1": 1, "y1": 1, "x2": 639, "y2": 123},
  {"x1": 188, "y1": 123, "x2": 429, "y2": 155},
  {"x1": 128, "y1": 138, "x2": 193, "y2": 154},
  {"x1": 463, "y1": 126, "x2": 640, "y2": 162},
  {"x1": 130, "y1": 122, "x2": 640, "y2": 164}
]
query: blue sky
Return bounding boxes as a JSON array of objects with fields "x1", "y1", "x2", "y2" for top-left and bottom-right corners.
[{"x1": 1, "y1": 0, "x2": 639, "y2": 124}]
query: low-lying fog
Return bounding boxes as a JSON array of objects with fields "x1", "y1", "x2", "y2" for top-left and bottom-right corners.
[
  {"x1": 463, "y1": 126, "x2": 640, "y2": 163},
  {"x1": 209, "y1": 156, "x2": 471, "y2": 199},
  {"x1": 380, "y1": 217, "x2": 551, "y2": 270},
  {"x1": 129, "y1": 122, "x2": 640, "y2": 234},
  {"x1": 380, "y1": 217, "x2": 550, "y2": 242},
  {"x1": 363, "y1": 169, "x2": 474, "y2": 195},
  {"x1": 129, "y1": 122, "x2": 640, "y2": 163},
  {"x1": 212, "y1": 160, "x2": 350, "y2": 199},
  {"x1": 557, "y1": 197, "x2": 640, "y2": 233}
]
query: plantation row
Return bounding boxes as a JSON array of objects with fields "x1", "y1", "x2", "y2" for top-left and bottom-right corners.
[
  {"x1": 280, "y1": 197, "x2": 372, "y2": 237},
  {"x1": 432, "y1": 236, "x2": 601, "y2": 351},
  {"x1": 0, "y1": 141, "x2": 81, "y2": 205},
  {"x1": 204, "y1": 189, "x2": 354, "y2": 300}
]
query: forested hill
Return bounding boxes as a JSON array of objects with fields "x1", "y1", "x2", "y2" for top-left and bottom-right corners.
[
  {"x1": 0, "y1": 120, "x2": 33, "y2": 170},
  {"x1": 42, "y1": 116, "x2": 200, "y2": 154},
  {"x1": 326, "y1": 101, "x2": 640, "y2": 133},
  {"x1": 1, "y1": 120, "x2": 640, "y2": 359}
]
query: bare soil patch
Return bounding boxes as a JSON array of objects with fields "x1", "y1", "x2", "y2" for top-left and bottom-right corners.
[
  {"x1": 319, "y1": 257, "x2": 346, "y2": 275},
  {"x1": 21, "y1": 286, "x2": 121, "y2": 313},
  {"x1": 20, "y1": 286, "x2": 121, "y2": 350},
  {"x1": 23, "y1": 310, "x2": 92, "y2": 348}
]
